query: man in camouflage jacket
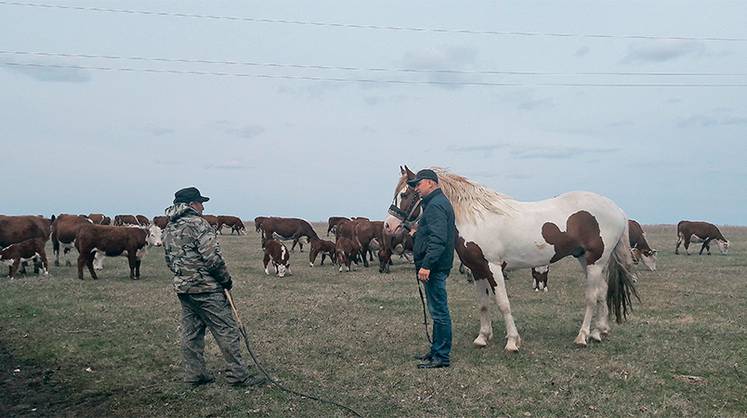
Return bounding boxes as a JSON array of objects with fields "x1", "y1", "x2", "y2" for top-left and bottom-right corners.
[{"x1": 163, "y1": 187, "x2": 263, "y2": 386}]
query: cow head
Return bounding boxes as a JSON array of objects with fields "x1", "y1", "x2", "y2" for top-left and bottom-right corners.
[
  {"x1": 716, "y1": 239, "x2": 729, "y2": 255},
  {"x1": 147, "y1": 224, "x2": 163, "y2": 247},
  {"x1": 532, "y1": 265, "x2": 550, "y2": 292},
  {"x1": 630, "y1": 246, "x2": 657, "y2": 271}
]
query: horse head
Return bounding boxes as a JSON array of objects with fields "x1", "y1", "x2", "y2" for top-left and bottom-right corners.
[{"x1": 383, "y1": 165, "x2": 422, "y2": 243}]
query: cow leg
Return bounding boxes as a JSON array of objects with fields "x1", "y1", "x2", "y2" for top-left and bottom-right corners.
[
  {"x1": 321, "y1": 253, "x2": 327, "y2": 266},
  {"x1": 309, "y1": 248, "x2": 318, "y2": 267},
  {"x1": 675, "y1": 233, "x2": 683, "y2": 255},
  {"x1": 38, "y1": 250, "x2": 49, "y2": 276},
  {"x1": 135, "y1": 258, "x2": 142, "y2": 279},
  {"x1": 700, "y1": 238, "x2": 711, "y2": 255},
  {"x1": 684, "y1": 235, "x2": 691, "y2": 255},
  {"x1": 9, "y1": 259, "x2": 21, "y2": 280},
  {"x1": 263, "y1": 254, "x2": 271, "y2": 275},
  {"x1": 127, "y1": 254, "x2": 138, "y2": 280},
  {"x1": 291, "y1": 238, "x2": 299, "y2": 252},
  {"x1": 360, "y1": 245, "x2": 370, "y2": 268}
]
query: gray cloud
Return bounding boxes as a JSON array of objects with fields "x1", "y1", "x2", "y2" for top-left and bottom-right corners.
[
  {"x1": 511, "y1": 145, "x2": 618, "y2": 160},
  {"x1": 518, "y1": 97, "x2": 555, "y2": 111},
  {"x1": 144, "y1": 126, "x2": 174, "y2": 136},
  {"x1": 4, "y1": 61, "x2": 91, "y2": 83},
  {"x1": 203, "y1": 159, "x2": 252, "y2": 170},
  {"x1": 575, "y1": 46, "x2": 590, "y2": 57},
  {"x1": 448, "y1": 143, "x2": 508, "y2": 158},
  {"x1": 621, "y1": 40, "x2": 706, "y2": 64},
  {"x1": 606, "y1": 120, "x2": 635, "y2": 128},
  {"x1": 154, "y1": 159, "x2": 184, "y2": 166},
  {"x1": 677, "y1": 114, "x2": 747, "y2": 128},
  {"x1": 211, "y1": 120, "x2": 265, "y2": 139},
  {"x1": 399, "y1": 46, "x2": 480, "y2": 89}
]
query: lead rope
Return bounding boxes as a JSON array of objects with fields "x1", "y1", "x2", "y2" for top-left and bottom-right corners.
[
  {"x1": 416, "y1": 278, "x2": 432, "y2": 344},
  {"x1": 224, "y1": 290, "x2": 364, "y2": 417}
]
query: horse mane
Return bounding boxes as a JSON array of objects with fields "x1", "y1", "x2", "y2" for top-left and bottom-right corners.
[{"x1": 395, "y1": 167, "x2": 516, "y2": 223}]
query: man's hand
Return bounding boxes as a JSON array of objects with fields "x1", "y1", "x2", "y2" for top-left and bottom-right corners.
[{"x1": 417, "y1": 268, "x2": 430, "y2": 282}]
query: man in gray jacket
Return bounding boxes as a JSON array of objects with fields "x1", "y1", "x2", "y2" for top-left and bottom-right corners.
[{"x1": 163, "y1": 187, "x2": 264, "y2": 387}]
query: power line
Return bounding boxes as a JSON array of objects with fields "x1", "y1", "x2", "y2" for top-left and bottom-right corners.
[
  {"x1": 5, "y1": 61, "x2": 747, "y2": 87},
  {"x1": 1, "y1": 50, "x2": 745, "y2": 78},
  {"x1": 1, "y1": 1, "x2": 746, "y2": 42}
]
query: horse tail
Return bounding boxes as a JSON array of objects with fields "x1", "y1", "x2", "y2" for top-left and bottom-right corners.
[{"x1": 606, "y1": 221, "x2": 641, "y2": 324}]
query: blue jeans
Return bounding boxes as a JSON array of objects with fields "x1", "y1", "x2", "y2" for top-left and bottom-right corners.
[{"x1": 424, "y1": 270, "x2": 452, "y2": 363}]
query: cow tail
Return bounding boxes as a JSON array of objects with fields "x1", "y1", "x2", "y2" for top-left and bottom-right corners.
[{"x1": 606, "y1": 221, "x2": 641, "y2": 324}]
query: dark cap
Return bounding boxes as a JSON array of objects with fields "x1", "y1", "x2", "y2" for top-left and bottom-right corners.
[
  {"x1": 173, "y1": 187, "x2": 210, "y2": 204},
  {"x1": 406, "y1": 169, "x2": 439, "y2": 187}
]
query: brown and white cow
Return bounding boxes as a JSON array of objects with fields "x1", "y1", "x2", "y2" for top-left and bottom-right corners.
[
  {"x1": 87, "y1": 213, "x2": 111, "y2": 225},
  {"x1": 51, "y1": 214, "x2": 93, "y2": 266},
  {"x1": 676, "y1": 220, "x2": 729, "y2": 255},
  {"x1": 113, "y1": 215, "x2": 140, "y2": 226},
  {"x1": 0, "y1": 215, "x2": 53, "y2": 275},
  {"x1": 260, "y1": 217, "x2": 319, "y2": 252},
  {"x1": 201, "y1": 214, "x2": 220, "y2": 231},
  {"x1": 1, "y1": 238, "x2": 49, "y2": 279},
  {"x1": 262, "y1": 239, "x2": 291, "y2": 277},
  {"x1": 326, "y1": 216, "x2": 350, "y2": 236},
  {"x1": 336, "y1": 236, "x2": 362, "y2": 272},
  {"x1": 217, "y1": 215, "x2": 246, "y2": 235},
  {"x1": 531, "y1": 265, "x2": 550, "y2": 292},
  {"x1": 75, "y1": 224, "x2": 162, "y2": 280},
  {"x1": 628, "y1": 219, "x2": 657, "y2": 271},
  {"x1": 152, "y1": 216, "x2": 169, "y2": 230},
  {"x1": 308, "y1": 237, "x2": 337, "y2": 267},
  {"x1": 136, "y1": 215, "x2": 150, "y2": 226}
]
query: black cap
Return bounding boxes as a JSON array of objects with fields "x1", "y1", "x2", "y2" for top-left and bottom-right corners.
[
  {"x1": 173, "y1": 187, "x2": 210, "y2": 204},
  {"x1": 407, "y1": 169, "x2": 439, "y2": 187}
]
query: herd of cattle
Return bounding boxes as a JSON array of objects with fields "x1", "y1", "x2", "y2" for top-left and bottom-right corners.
[{"x1": 0, "y1": 211, "x2": 732, "y2": 285}]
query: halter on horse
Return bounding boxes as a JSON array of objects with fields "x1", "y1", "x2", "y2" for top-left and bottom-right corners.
[{"x1": 384, "y1": 165, "x2": 639, "y2": 352}]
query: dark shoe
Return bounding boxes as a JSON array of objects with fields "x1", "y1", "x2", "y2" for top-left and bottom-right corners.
[
  {"x1": 187, "y1": 375, "x2": 215, "y2": 387},
  {"x1": 232, "y1": 374, "x2": 269, "y2": 387},
  {"x1": 417, "y1": 360, "x2": 450, "y2": 369},
  {"x1": 413, "y1": 353, "x2": 433, "y2": 361}
]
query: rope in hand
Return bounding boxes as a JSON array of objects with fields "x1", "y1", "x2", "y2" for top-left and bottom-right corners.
[
  {"x1": 416, "y1": 278, "x2": 432, "y2": 344},
  {"x1": 224, "y1": 290, "x2": 363, "y2": 417}
]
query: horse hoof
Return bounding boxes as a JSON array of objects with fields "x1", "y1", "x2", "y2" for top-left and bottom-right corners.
[
  {"x1": 309, "y1": 263, "x2": 313, "y2": 267},
  {"x1": 473, "y1": 336, "x2": 488, "y2": 348},
  {"x1": 575, "y1": 335, "x2": 588, "y2": 347},
  {"x1": 590, "y1": 330, "x2": 603, "y2": 342},
  {"x1": 504, "y1": 341, "x2": 520, "y2": 352}
]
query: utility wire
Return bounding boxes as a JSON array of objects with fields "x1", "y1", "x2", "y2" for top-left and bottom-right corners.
[
  {"x1": 1, "y1": 50, "x2": 745, "y2": 77},
  {"x1": 1, "y1": 1, "x2": 746, "y2": 42},
  {"x1": 5, "y1": 61, "x2": 747, "y2": 87}
]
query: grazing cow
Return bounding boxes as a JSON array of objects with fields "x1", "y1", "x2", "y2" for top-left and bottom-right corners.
[
  {"x1": 628, "y1": 219, "x2": 657, "y2": 271},
  {"x1": 308, "y1": 237, "x2": 337, "y2": 267},
  {"x1": 75, "y1": 224, "x2": 163, "y2": 280},
  {"x1": 255, "y1": 216, "x2": 269, "y2": 233},
  {"x1": 336, "y1": 236, "x2": 362, "y2": 272},
  {"x1": 327, "y1": 216, "x2": 350, "y2": 236},
  {"x1": 113, "y1": 215, "x2": 140, "y2": 226},
  {"x1": 51, "y1": 214, "x2": 93, "y2": 266},
  {"x1": 201, "y1": 214, "x2": 220, "y2": 231},
  {"x1": 0, "y1": 215, "x2": 53, "y2": 275},
  {"x1": 262, "y1": 239, "x2": 291, "y2": 277},
  {"x1": 217, "y1": 215, "x2": 246, "y2": 235},
  {"x1": 531, "y1": 265, "x2": 550, "y2": 292},
  {"x1": 676, "y1": 220, "x2": 729, "y2": 255},
  {"x1": 153, "y1": 216, "x2": 169, "y2": 230},
  {"x1": 136, "y1": 215, "x2": 150, "y2": 226},
  {"x1": 87, "y1": 214, "x2": 111, "y2": 225},
  {"x1": 260, "y1": 217, "x2": 319, "y2": 252},
  {"x1": 1, "y1": 238, "x2": 49, "y2": 279},
  {"x1": 354, "y1": 220, "x2": 384, "y2": 267}
]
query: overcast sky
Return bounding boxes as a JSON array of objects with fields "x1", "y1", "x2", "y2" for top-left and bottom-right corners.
[{"x1": 2, "y1": 1, "x2": 746, "y2": 224}]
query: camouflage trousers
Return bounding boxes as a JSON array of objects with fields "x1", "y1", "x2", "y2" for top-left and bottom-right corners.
[{"x1": 177, "y1": 292, "x2": 251, "y2": 384}]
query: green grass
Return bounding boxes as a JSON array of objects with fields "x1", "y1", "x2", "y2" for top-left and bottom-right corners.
[{"x1": 1, "y1": 224, "x2": 745, "y2": 417}]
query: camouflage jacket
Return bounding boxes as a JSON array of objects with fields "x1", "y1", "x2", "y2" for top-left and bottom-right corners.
[{"x1": 163, "y1": 203, "x2": 232, "y2": 294}]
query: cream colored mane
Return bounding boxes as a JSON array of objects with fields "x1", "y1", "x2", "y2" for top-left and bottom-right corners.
[{"x1": 395, "y1": 167, "x2": 516, "y2": 223}]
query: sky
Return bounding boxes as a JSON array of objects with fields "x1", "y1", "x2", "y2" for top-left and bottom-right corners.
[{"x1": 2, "y1": 1, "x2": 746, "y2": 224}]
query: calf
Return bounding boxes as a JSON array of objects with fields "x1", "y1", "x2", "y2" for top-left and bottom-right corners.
[
  {"x1": 308, "y1": 237, "x2": 337, "y2": 267},
  {"x1": 327, "y1": 216, "x2": 350, "y2": 236},
  {"x1": 531, "y1": 265, "x2": 550, "y2": 292},
  {"x1": 263, "y1": 239, "x2": 291, "y2": 277},
  {"x1": 1, "y1": 238, "x2": 49, "y2": 279},
  {"x1": 75, "y1": 224, "x2": 162, "y2": 280},
  {"x1": 676, "y1": 220, "x2": 729, "y2": 255},
  {"x1": 629, "y1": 219, "x2": 657, "y2": 271},
  {"x1": 354, "y1": 220, "x2": 384, "y2": 267},
  {"x1": 218, "y1": 215, "x2": 246, "y2": 235},
  {"x1": 51, "y1": 214, "x2": 93, "y2": 266},
  {"x1": 153, "y1": 216, "x2": 169, "y2": 230},
  {"x1": 378, "y1": 231, "x2": 413, "y2": 273},
  {"x1": 336, "y1": 237, "x2": 361, "y2": 272},
  {"x1": 0, "y1": 214, "x2": 52, "y2": 274}
]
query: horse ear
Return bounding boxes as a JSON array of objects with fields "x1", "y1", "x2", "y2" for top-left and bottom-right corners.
[
  {"x1": 404, "y1": 165, "x2": 415, "y2": 178},
  {"x1": 400, "y1": 165, "x2": 405, "y2": 175}
]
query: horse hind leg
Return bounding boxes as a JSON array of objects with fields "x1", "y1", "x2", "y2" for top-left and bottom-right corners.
[
  {"x1": 590, "y1": 265, "x2": 610, "y2": 343},
  {"x1": 489, "y1": 262, "x2": 521, "y2": 352},
  {"x1": 576, "y1": 262, "x2": 605, "y2": 347}
]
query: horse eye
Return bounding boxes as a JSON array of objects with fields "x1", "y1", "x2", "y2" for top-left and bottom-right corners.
[{"x1": 400, "y1": 192, "x2": 406, "y2": 198}]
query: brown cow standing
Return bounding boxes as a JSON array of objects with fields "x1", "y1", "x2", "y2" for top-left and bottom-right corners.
[
  {"x1": 308, "y1": 237, "x2": 337, "y2": 267},
  {"x1": 378, "y1": 231, "x2": 413, "y2": 273},
  {"x1": 75, "y1": 224, "x2": 163, "y2": 280},
  {"x1": 0, "y1": 215, "x2": 52, "y2": 275},
  {"x1": 327, "y1": 216, "x2": 350, "y2": 236},
  {"x1": 113, "y1": 215, "x2": 139, "y2": 226},
  {"x1": 262, "y1": 239, "x2": 291, "y2": 277},
  {"x1": 87, "y1": 214, "x2": 111, "y2": 225},
  {"x1": 628, "y1": 219, "x2": 657, "y2": 271},
  {"x1": 1, "y1": 238, "x2": 49, "y2": 279},
  {"x1": 353, "y1": 220, "x2": 384, "y2": 267},
  {"x1": 217, "y1": 215, "x2": 246, "y2": 235},
  {"x1": 336, "y1": 236, "x2": 362, "y2": 272},
  {"x1": 153, "y1": 216, "x2": 169, "y2": 230},
  {"x1": 676, "y1": 220, "x2": 729, "y2": 255},
  {"x1": 260, "y1": 217, "x2": 319, "y2": 252},
  {"x1": 51, "y1": 214, "x2": 93, "y2": 266},
  {"x1": 136, "y1": 215, "x2": 150, "y2": 226}
]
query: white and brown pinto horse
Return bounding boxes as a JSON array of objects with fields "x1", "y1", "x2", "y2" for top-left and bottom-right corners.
[{"x1": 383, "y1": 166, "x2": 639, "y2": 351}]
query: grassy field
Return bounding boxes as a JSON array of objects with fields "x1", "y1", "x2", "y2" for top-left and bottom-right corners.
[{"x1": 1, "y1": 224, "x2": 745, "y2": 417}]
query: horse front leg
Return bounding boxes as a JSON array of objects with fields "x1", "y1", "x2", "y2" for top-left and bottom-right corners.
[
  {"x1": 488, "y1": 263, "x2": 521, "y2": 352},
  {"x1": 472, "y1": 278, "x2": 494, "y2": 347},
  {"x1": 576, "y1": 263, "x2": 604, "y2": 347},
  {"x1": 590, "y1": 264, "x2": 610, "y2": 342}
]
